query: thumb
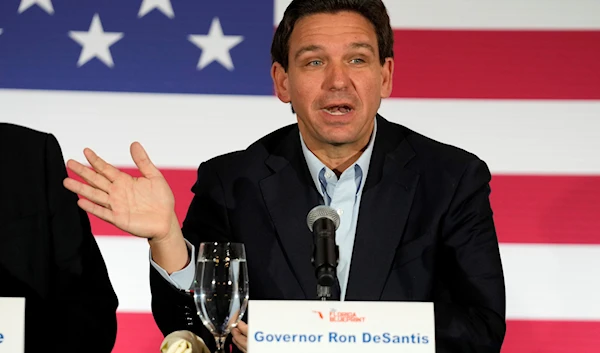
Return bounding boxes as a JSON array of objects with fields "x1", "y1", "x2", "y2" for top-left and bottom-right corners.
[
  {"x1": 130, "y1": 142, "x2": 162, "y2": 178},
  {"x1": 237, "y1": 320, "x2": 248, "y2": 334}
]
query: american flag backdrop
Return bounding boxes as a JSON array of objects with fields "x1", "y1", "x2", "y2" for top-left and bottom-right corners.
[{"x1": 1, "y1": 0, "x2": 599, "y2": 352}]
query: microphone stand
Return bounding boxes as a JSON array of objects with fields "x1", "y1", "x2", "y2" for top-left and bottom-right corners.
[
  {"x1": 317, "y1": 284, "x2": 332, "y2": 301},
  {"x1": 314, "y1": 240, "x2": 339, "y2": 301}
]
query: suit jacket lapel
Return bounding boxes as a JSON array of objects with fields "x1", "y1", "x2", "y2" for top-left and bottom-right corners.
[
  {"x1": 259, "y1": 126, "x2": 321, "y2": 299},
  {"x1": 345, "y1": 116, "x2": 420, "y2": 301}
]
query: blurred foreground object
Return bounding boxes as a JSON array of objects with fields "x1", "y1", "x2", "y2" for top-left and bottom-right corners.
[{"x1": 160, "y1": 330, "x2": 211, "y2": 353}]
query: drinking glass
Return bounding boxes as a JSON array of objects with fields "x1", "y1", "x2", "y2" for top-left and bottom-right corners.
[{"x1": 192, "y1": 242, "x2": 249, "y2": 353}]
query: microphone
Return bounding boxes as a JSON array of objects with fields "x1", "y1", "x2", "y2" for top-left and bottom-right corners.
[{"x1": 306, "y1": 205, "x2": 341, "y2": 300}]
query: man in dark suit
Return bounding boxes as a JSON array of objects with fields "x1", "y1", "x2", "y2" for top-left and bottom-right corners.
[
  {"x1": 0, "y1": 123, "x2": 118, "y2": 353},
  {"x1": 63, "y1": 0, "x2": 506, "y2": 352}
]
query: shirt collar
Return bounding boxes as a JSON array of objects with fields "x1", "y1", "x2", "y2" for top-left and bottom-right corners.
[{"x1": 300, "y1": 118, "x2": 377, "y2": 194}]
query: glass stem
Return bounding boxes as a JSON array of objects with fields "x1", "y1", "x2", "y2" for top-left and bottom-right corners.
[{"x1": 215, "y1": 335, "x2": 227, "y2": 353}]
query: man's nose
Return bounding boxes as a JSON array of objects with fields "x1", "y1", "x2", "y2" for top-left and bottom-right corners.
[{"x1": 324, "y1": 62, "x2": 349, "y2": 91}]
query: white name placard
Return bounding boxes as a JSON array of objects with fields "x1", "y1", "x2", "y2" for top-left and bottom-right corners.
[
  {"x1": 0, "y1": 297, "x2": 25, "y2": 353},
  {"x1": 247, "y1": 300, "x2": 435, "y2": 353}
]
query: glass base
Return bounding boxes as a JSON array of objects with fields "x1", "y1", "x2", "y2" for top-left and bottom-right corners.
[{"x1": 214, "y1": 335, "x2": 227, "y2": 353}]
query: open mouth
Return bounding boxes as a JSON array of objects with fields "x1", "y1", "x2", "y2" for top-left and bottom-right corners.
[{"x1": 322, "y1": 104, "x2": 354, "y2": 115}]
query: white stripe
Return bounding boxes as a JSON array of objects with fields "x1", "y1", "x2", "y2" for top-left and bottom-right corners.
[
  {"x1": 96, "y1": 236, "x2": 153, "y2": 313},
  {"x1": 0, "y1": 89, "x2": 294, "y2": 170},
  {"x1": 1, "y1": 89, "x2": 599, "y2": 174},
  {"x1": 97, "y1": 235, "x2": 600, "y2": 320},
  {"x1": 275, "y1": 0, "x2": 600, "y2": 29},
  {"x1": 501, "y1": 244, "x2": 600, "y2": 321},
  {"x1": 378, "y1": 99, "x2": 600, "y2": 175}
]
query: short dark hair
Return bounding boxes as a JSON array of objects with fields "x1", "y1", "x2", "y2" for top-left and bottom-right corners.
[{"x1": 271, "y1": 0, "x2": 394, "y2": 71}]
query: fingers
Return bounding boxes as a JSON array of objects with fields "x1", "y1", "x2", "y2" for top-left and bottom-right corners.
[
  {"x1": 236, "y1": 321, "x2": 248, "y2": 334},
  {"x1": 83, "y1": 147, "x2": 122, "y2": 183},
  {"x1": 130, "y1": 142, "x2": 163, "y2": 179},
  {"x1": 76, "y1": 198, "x2": 114, "y2": 224},
  {"x1": 63, "y1": 149, "x2": 118, "y2": 225},
  {"x1": 63, "y1": 177, "x2": 111, "y2": 209},
  {"x1": 231, "y1": 327, "x2": 248, "y2": 353},
  {"x1": 66, "y1": 159, "x2": 112, "y2": 192}
]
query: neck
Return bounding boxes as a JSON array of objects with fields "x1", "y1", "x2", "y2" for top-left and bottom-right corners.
[{"x1": 318, "y1": 147, "x2": 365, "y2": 177}]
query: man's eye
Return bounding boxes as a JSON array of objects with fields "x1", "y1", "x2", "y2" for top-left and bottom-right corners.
[{"x1": 308, "y1": 60, "x2": 323, "y2": 66}]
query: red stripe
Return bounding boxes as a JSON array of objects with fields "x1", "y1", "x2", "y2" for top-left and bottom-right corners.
[
  {"x1": 503, "y1": 320, "x2": 600, "y2": 353},
  {"x1": 69, "y1": 169, "x2": 600, "y2": 244},
  {"x1": 112, "y1": 313, "x2": 600, "y2": 353},
  {"x1": 113, "y1": 313, "x2": 163, "y2": 353},
  {"x1": 391, "y1": 30, "x2": 600, "y2": 99},
  {"x1": 490, "y1": 175, "x2": 600, "y2": 244}
]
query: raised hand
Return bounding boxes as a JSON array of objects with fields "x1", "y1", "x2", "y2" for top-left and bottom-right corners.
[{"x1": 63, "y1": 142, "x2": 176, "y2": 240}]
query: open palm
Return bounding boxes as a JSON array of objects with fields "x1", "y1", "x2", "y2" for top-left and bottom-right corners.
[{"x1": 63, "y1": 142, "x2": 176, "y2": 239}]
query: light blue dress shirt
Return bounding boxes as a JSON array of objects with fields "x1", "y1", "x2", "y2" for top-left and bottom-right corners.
[
  {"x1": 150, "y1": 118, "x2": 377, "y2": 300},
  {"x1": 299, "y1": 119, "x2": 376, "y2": 300}
]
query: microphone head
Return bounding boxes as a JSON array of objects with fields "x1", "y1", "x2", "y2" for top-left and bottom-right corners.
[{"x1": 306, "y1": 205, "x2": 341, "y2": 232}]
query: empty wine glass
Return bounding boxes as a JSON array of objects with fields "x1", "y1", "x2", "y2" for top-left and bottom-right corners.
[{"x1": 192, "y1": 242, "x2": 249, "y2": 353}]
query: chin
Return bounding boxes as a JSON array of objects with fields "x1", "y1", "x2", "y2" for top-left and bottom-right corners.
[{"x1": 320, "y1": 132, "x2": 358, "y2": 146}]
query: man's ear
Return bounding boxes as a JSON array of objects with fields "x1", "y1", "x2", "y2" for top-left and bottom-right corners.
[
  {"x1": 271, "y1": 62, "x2": 291, "y2": 103},
  {"x1": 380, "y1": 57, "x2": 394, "y2": 98}
]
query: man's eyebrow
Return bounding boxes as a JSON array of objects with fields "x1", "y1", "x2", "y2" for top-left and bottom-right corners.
[
  {"x1": 293, "y1": 42, "x2": 376, "y2": 60},
  {"x1": 294, "y1": 45, "x2": 323, "y2": 60},
  {"x1": 350, "y1": 42, "x2": 375, "y2": 54}
]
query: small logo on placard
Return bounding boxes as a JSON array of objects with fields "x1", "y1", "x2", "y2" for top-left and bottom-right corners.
[
  {"x1": 0, "y1": 332, "x2": 4, "y2": 344},
  {"x1": 312, "y1": 309, "x2": 366, "y2": 322}
]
